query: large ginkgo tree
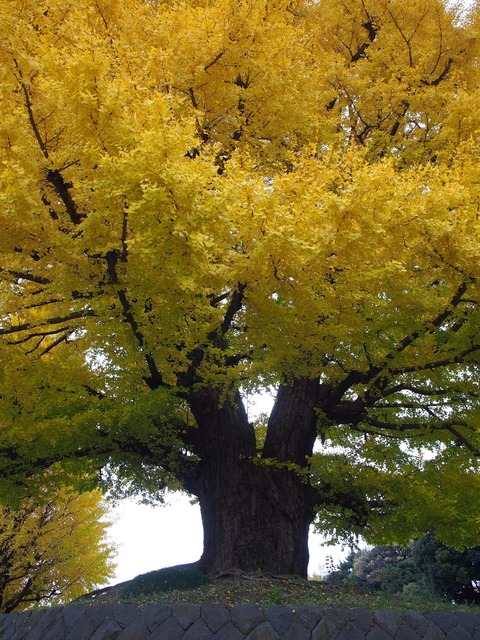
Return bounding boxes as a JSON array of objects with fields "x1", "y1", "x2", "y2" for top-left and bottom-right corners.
[{"x1": 1, "y1": 0, "x2": 479, "y2": 577}]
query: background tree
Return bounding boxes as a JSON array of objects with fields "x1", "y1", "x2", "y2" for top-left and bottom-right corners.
[
  {"x1": 0, "y1": 482, "x2": 115, "y2": 614},
  {"x1": 352, "y1": 545, "x2": 424, "y2": 596},
  {"x1": 323, "y1": 551, "x2": 360, "y2": 587},
  {"x1": 326, "y1": 536, "x2": 480, "y2": 603},
  {"x1": 412, "y1": 534, "x2": 480, "y2": 603},
  {"x1": 1, "y1": 0, "x2": 480, "y2": 577}
]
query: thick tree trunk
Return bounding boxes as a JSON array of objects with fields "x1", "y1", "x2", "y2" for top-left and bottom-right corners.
[
  {"x1": 187, "y1": 379, "x2": 319, "y2": 578},
  {"x1": 197, "y1": 462, "x2": 314, "y2": 577}
]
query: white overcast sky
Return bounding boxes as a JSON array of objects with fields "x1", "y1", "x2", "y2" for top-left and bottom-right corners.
[{"x1": 106, "y1": 494, "x2": 349, "y2": 586}]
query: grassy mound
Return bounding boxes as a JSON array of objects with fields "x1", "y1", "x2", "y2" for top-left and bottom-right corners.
[
  {"x1": 73, "y1": 569, "x2": 480, "y2": 615},
  {"x1": 119, "y1": 564, "x2": 209, "y2": 598}
]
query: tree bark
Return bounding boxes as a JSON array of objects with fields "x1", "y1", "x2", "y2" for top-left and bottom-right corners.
[
  {"x1": 187, "y1": 380, "x2": 318, "y2": 578},
  {"x1": 197, "y1": 461, "x2": 314, "y2": 577}
]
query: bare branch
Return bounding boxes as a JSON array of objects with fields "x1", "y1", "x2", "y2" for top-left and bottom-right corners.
[
  {"x1": 204, "y1": 50, "x2": 226, "y2": 72},
  {"x1": 39, "y1": 332, "x2": 71, "y2": 357},
  {"x1": 389, "y1": 343, "x2": 480, "y2": 375},
  {"x1": 220, "y1": 283, "x2": 246, "y2": 336},
  {"x1": 209, "y1": 291, "x2": 230, "y2": 307},
  {"x1": 446, "y1": 425, "x2": 480, "y2": 456},
  {"x1": 7, "y1": 326, "x2": 71, "y2": 346},
  {"x1": 383, "y1": 383, "x2": 451, "y2": 397},
  {"x1": 385, "y1": 281, "x2": 468, "y2": 364},
  {"x1": 424, "y1": 57, "x2": 453, "y2": 86},
  {"x1": 105, "y1": 249, "x2": 164, "y2": 390},
  {"x1": 0, "y1": 310, "x2": 95, "y2": 337},
  {"x1": 45, "y1": 169, "x2": 84, "y2": 225},
  {"x1": 0, "y1": 268, "x2": 51, "y2": 286},
  {"x1": 362, "y1": 413, "x2": 462, "y2": 434},
  {"x1": 14, "y1": 62, "x2": 49, "y2": 160},
  {"x1": 350, "y1": 20, "x2": 378, "y2": 62},
  {"x1": 13, "y1": 62, "x2": 83, "y2": 226}
]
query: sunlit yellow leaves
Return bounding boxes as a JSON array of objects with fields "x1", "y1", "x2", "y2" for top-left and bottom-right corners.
[
  {"x1": 0, "y1": 483, "x2": 115, "y2": 612},
  {"x1": 0, "y1": 0, "x2": 479, "y2": 387},
  {"x1": 1, "y1": 0, "x2": 480, "y2": 532}
]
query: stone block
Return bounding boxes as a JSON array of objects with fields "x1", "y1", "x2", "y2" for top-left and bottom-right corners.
[
  {"x1": 172, "y1": 603, "x2": 200, "y2": 629},
  {"x1": 150, "y1": 616, "x2": 185, "y2": 640},
  {"x1": 324, "y1": 608, "x2": 349, "y2": 629},
  {"x1": 456, "y1": 613, "x2": 480, "y2": 634},
  {"x1": 89, "y1": 616, "x2": 123, "y2": 640},
  {"x1": 3, "y1": 613, "x2": 32, "y2": 640},
  {"x1": 348, "y1": 608, "x2": 374, "y2": 633},
  {"x1": 231, "y1": 604, "x2": 264, "y2": 635},
  {"x1": 142, "y1": 604, "x2": 172, "y2": 632},
  {"x1": 42, "y1": 617, "x2": 67, "y2": 640},
  {"x1": 423, "y1": 622, "x2": 446, "y2": 640},
  {"x1": 85, "y1": 604, "x2": 118, "y2": 629},
  {"x1": 283, "y1": 621, "x2": 311, "y2": 639},
  {"x1": 402, "y1": 610, "x2": 429, "y2": 635},
  {"x1": 112, "y1": 604, "x2": 139, "y2": 629},
  {"x1": 427, "y1": 612, "x2": 456, "y2": 634},
  {"x1": 338, "y1": 623, "x2": 371, "y2": 640},
  {"x1": 245, "y1": 621, "x2": 279, "y2": 640},
  {"x1": 26, "y1": 608, "x2": 59, "y2": 639},
  {"x1": 213, "y1": 621, "x2": 244, "y2": 639},
  {"x1": 0, "y1": 614, "x2": 18, "y2": 640},
  {"x1": 65, "y1": 612, "x2": 97, "y2": 640},
  {"x1": 395, "y1": 626, "x2": 422, "y2": 640},
  {"x1": 23, "y1": 611, "x2": 50, "y2": 640},
  {"x1": 312, "y1": 616, "x2": 339, "y2": 640},
  {"x1": 373, "y1": 610, "x2": 403, "y2": 637},
  {"x1": 202, "y1": 603, "x2": 231, "y2": 632},
  {"x1": 365, "y1": 628, "x2": 392, "y2": 640},
  {"x1": 445, "y1": 624, "x2": 474, "y2": 640},
  {"x1": 183, "y1": 617, "x2": 213, "y2": 640},
  {"x1": 62, "y1": 606, "x2": 90, "y2": 634},
  {"x1": 264, "y1": 605, "x2": 293, "y2": 635},
  {"x1": 294, "y1": 605, "x2": 324, "y2": 630},
  {"x1": 116, "y1": 619, "x2": 150, "y2": 640}
]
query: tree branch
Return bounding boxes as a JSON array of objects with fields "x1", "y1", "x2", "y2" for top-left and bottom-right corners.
[
  {"x1": 350, "y1": 20, "x2": 378, "y2": 62},
  {"x1": 383, "y1": 281, "x2": 468, "y2": 367},
  {"x1": 383, "y1": 383, "x2": 451, "y2": 397},
  {"x1": 0, "y1": 268, "x2": 51, "y2": 286},
  {"x1": 45, "y1": 169, "x2": 84, "y2": 225},
  {"x1": 106, "y1": 249, "x2": 164, "y2": 390},
  {"x1": 446, "y1": 425, "x2": 480, "y2": 456},
  {"x1": 220, "y1": 283, "x2": 246, "y2": 336},
  {"x1": 14, "y1": 61, "x2": 84, "y2": 226},
  {"x1": 389, "y1": 343, "x2": 480, "y2": 375},
  {"x1": 0, "y1": 310, "x2": 95, "y2": 337},
  {"x1": 358, "y1": 281, "x2": 473, "y2": 400},
  {"x1": 178, "y1": 284, "x2": 247, "y2": 389}
]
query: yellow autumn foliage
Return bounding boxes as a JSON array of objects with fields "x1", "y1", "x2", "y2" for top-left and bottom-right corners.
[
  {"x1": 0, "y1": 483, "x2": 115, "y2": 613},
  {"x1": 0, "y1": 0, "x2": 479, "y2": 555}
]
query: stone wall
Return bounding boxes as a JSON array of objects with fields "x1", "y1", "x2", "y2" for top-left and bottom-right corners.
[{"x1": 0, "y1": 603, "x2": 479, "y2": 639}]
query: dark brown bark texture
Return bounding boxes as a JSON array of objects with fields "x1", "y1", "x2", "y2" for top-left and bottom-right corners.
[
  {"x1": 186, "y1": 380, "x2": 320, "y2": 578},
  {"x1": 197, "y1": 462, "x2": 314, "y2": 577}
]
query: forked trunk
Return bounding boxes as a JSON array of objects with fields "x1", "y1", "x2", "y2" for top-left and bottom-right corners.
[{"x1": 187, "y1": 380, "x2": 319, "y2": 578}]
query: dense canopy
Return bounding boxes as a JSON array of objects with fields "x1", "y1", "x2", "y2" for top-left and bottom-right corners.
[{"x1": 0, "y1": 0, "x2": 479, "y2": 575}]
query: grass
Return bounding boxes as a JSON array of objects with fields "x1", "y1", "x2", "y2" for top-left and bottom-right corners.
[{"x1": 72, "y1": 565, "x2": 480, "y2": 615}]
